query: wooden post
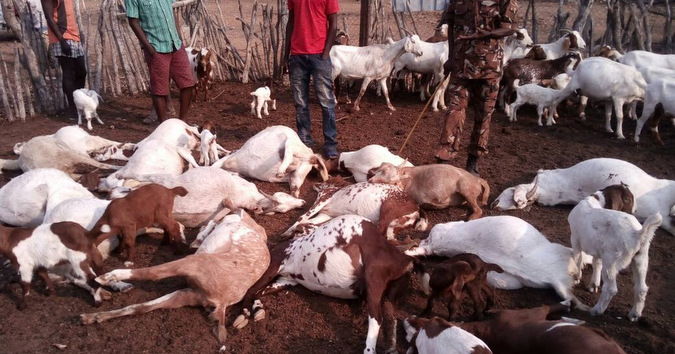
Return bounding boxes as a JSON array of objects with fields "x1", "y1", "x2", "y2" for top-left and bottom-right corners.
[
  {"x1": 359, "y1": 0, "x2": 371, "y2": 46},
  {"x1": 0, "y1": 52, "x2": 14, "y2": 122},
  {"x1": 14, "y1": 47, "x2": 26, "y2": 120}
]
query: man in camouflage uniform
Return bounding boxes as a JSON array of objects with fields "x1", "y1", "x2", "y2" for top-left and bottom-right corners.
[{"x1": 435, "y1": 0, "x2": 519, "y2": 176}]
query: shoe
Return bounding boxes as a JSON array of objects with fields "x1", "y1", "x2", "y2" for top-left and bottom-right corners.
[
  {"x1": 324, "y1": 148, "x2": 338, "y2": 160},
  {"x1": 434, "y1": 145, "x2": 458, "y2": 161},
  {"x1": 302, "y1": 139, "x2": 315, "y2": 148},
  {"x1": 466, "y1": 155, "x2": 480, "y2": 177}
]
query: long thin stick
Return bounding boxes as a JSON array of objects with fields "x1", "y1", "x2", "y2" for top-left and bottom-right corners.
[{"x1": 398, "y1": 74, "x2": 447, "y2": 155}]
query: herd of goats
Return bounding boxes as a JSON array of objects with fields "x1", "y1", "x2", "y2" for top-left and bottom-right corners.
[{"x1": 1, "y1": 24, "x2": 675, "y2": 354}]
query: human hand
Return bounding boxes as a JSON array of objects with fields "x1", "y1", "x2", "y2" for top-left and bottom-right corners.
[
  {"x1": 146, "y1": 45, "x2": 158, "y2": 57},
  {"x1": 60, "y1": 39, "x2": 72, "y2": 56},
  {"x1": 458, "y1": 28, "x2": 489, "y2": 41}
]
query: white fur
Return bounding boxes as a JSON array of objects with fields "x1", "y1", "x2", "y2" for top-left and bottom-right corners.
[
  {"x1": 338, "y1": 144, "x2": 413, "y2": 183},
  {"x1": 331, "y1": 35, "x2": 424, "y2": 111},
  {"x1": 557, "y1": 57, "x2": 647, "y2": 139},
  {"x1": 199, "y1": 129, "x2": 219, "y2": 166},
  {"x1": 125, "y1": 167, "x2": 305, "y2": 228},
  {"x1": 569, "y1": 193, "x2": 662, "y2": 320},
  {"x1": 492, "y1": 158, "x2": 675, "y2": 235},
  {"x1": 538, "y1": 30, "x2": 587, "y2": 59},
  {"x1": 212, "y1": 126, "x2": 328, "y2": 197},
  {"x1": 73, "y1": 89, "x2": 104, "y2": 130},
  {"x1": 391, "y1": 39, "x2": 448, "y2": 111},
  {"x1": 249, "y1": 86, "x2": 276, "y2": 119},
  {"x1": 510, "y1": 79, "x2": 567, "y2": 126},
  {"x1": 635, "y1": 78, "x2": 675, "y2": 143},
  {"x1": 503, "y1": 28, "x2": 535, "y2": 64},
  {"x1": 0, "y1": 168, "x2": 94, "y2": 227},
  {"x1": 406, "y1": 216, "x2": 590, "y2": 309},
  {"x1": 403, "y1": 318, "x2": 492, "y2": 354}
]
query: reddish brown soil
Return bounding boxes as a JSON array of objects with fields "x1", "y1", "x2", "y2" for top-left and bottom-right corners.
[{"x1": 0, "y1": 81, "x2": 674, "y2": 354}]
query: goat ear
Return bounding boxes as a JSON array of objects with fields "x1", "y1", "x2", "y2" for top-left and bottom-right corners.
[
  {"x1": 568, "y1": 33, "x2": 579, "y2": 49},
  {"x1": 397, "y1": 159, "x2": 409, "y2": 169},
  {"x1": 311, "y1": 154, "x2": 329, "y2": 181}
]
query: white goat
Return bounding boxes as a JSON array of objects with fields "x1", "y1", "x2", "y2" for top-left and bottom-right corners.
[
  {"x1": 510, "y1": 79, "x2": 568, "y2": 126},
  {"x1": 212, "y1": 125, "x2": 328, "y2": 197},
  {"x1": 405, "y1": 215, "x2": 591, "y2": 309},
  {"x1": 556, "y1": 57, "x2": 646, "y2": 139},
  {"x1": 122, "y1": 167, "x2": 305, "y2": 228},
  {"x1": 391, "y1": 39, "x2": 448, "y2": 111},
  {"x1": 73, "y1": 89, "x2": 104, "y2": 131},
  {"x1": 330, "y1": 35, "x2": 424, "y2": 111},
  {"x1": 491, "y1": 158, "x2": 675, "y2": 235},
  {"x1": 0, "y1": 168, "x2": 93, "y2": 227},
  {"x1": 0, "y1": 135, "x2": 122, "y2": 176},
  {"x1": 604, "y1": 49, "x2": 675, "y2": 71},
  {"x1": 335, "y1": 144, "x2": 413, "y2": 183},
  {"x1": 135, "y1": 118, "x2": 201, "y2": 151},
  {"x1": 250, "y1": 86, "x2": 276, "y2": 119},
  {"x1": 503, "y1": 28, "x2": 535, "y2": 64},
  {"x1": 199, "y1": 128, "x2": 218, "y2": 166},
  {"x1": 403, "y1": 317, "x2": 492, "y2": 354},
  {"x1": 635, "y1": 78, "x2": 675, "y2": 145},
  {"x1": 569, "y1": 191, "x2": 662, "y2": 320},
  {"x1": 538, "y1": 30, "x2": 586, "y2": 59}
]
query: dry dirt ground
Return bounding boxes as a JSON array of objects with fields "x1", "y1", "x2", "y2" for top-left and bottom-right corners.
[{"x1": 0, "y1": 77, "x2": 674, "y2": 354}]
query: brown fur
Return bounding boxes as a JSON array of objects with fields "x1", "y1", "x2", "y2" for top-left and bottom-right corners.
[
  {"x1": 422, "y1": 254, "x2": 503, "y2": 320},
  {"x1": 599, "y1": 184, "x2": 635, "y2": 213},
  {"x1": 81, "y1": 211, "x2": 269, "y2": 344},
  {"x1": 458, "y1": 305, "x2": 627, "y2": 354},
  {"x1": 89, "y1": 184, "x2": 188, "y2": 264},
  {"x1": 0, "y1": 222, "x2": 105, "y2": 309}
]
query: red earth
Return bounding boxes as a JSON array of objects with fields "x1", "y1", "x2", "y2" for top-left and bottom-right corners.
[{"x1": 0, "y1": 80, "x2": 674, "y2": 353}]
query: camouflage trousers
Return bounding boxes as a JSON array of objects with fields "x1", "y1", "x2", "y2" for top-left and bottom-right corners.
[{"x1": 439, "y1": 77, "x2": 500, "y2": 158}]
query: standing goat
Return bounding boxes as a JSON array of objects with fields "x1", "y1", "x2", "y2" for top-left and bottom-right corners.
[
  {"x1": 635, "y1": 78, "x2": 675, "y2": 145},
  {"x1": 569, "y1": 185, "x2": 662, "y2": 321},
  {"x1": 509, "y1": 79, "x2": 568, "y2": 126},
  {"x1": 330, "y1": 35, "x2": 424, "y2": 111},
  {"x1": 250, "y1": 86, "x2": 277, "y2": 119},
  {"x1": 73, "y1": 89, "x2": 104, "y2": 131},
  {"x1": 186, "y1": 47, "x2": 217, "y2": 102}
]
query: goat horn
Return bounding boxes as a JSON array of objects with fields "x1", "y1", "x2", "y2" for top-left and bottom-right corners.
[
  {"x1": 559, "y1": 29, "x2": 573, "y2": 35},
  {"x1": 525, "y1": 175, "x2": 539, "y2": 201}
]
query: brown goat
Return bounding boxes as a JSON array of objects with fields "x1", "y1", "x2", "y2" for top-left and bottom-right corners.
[
  {"x1": 81, "y1": 210, "x2": 269, "y2": 344},
  {"x1": 0, "y1": 222, "x2": 110, "y2": 309},
  {"x1": 422, "y1": 253, "x2": 503, "y2": 320},
  {"x1": 458, "y1": 304, "x2": 627, "y2": 354},
  {"x1": 89, "y1": 183, "x2": 188, "y2": 267},
  {"x1": 369, "y1": 162, "x2": 490, "y2": 220}
]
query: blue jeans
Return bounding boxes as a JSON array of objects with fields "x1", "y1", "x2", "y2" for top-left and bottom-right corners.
[{"x1": 288, "y1": 54, "x2": 338, "y2": 155}]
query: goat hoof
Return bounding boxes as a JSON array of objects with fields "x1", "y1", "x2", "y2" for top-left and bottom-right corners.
[
  {"x1": 80, "y1": 314, "x2": 96, "y2": 325},
  {"x1": 587, "y1": 285, "x2": 599, "y2": 293},
  {"x1": 123, "y1": 261, "x2": 135, "y2": 268},
  {"x1": 214, "y1": 325, "x2": 228, "y2": 343},
  {"x1": 628, "y1": 310, "x2": 640, "y2": 322},
  {"x1": 253, "y1": 308, "x2": 266, "y2": 322},
  {"x1": 589, "y1": 306, "x2": 603, "y2": 316},
  {"x1": 99, "y1": 289, "x2": 113, "y2": 301},
  {"x1": 233, "y1": 314, "x2": 249, "y2": 329}
]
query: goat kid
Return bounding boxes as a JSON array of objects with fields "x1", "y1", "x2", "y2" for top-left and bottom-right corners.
[
  {"x1": 88, "y1": 183, "x2": 188, "y2": 267},
  {"x1": 82, "y1": 210, "x2": 269, "y2": 345},
  {"x1": 250, "y1": 86, "x2": 277, "y2": 119},
  {"x1": 569, "y1": 185, "x2": 662, "y2": 320},
  {"x1": 73, "y1": 89, "x2": 104, "y2": 130},
  {"x1": 234, "y1": 215, "x2": 425, "y2": 353},
  {"x1": 0, "y1": 221, "x2": 110, "y2": 309},
  {"x1": 509, "y1": 79, "x2": 567, "y2": 126},
  {"x1": 186, "y1": 47, "x2": 217, "y2": 101},
  {"x1": 326, "y1": 144, "x2": 413, "y2": 183},
  {"x1": 421, "y1": 254, "x2": 503, "y2": 321}
]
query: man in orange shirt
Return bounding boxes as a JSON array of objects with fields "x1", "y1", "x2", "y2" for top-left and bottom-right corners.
[{"x1": 41, "y1": 0, "x2": 86, "y2": 120}]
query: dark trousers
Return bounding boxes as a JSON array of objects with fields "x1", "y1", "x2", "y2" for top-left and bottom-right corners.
[
  {"x1": 58, "y1": 55, "x2": 87, "y2": 115},
  {"x1": 288, "y1": 54, "x2": 338, "y2": 154}
]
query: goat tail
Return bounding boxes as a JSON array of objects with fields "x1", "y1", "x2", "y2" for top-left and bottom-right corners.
[
  {"x1": 639, "y1": 213, "x2": 663, "y2": 244},
  {"x1": 478, "y1": 178, "x2": 490, "y2": 206},
  {"x1": 0, "y1": 158, "x2": 21, "y2": 172},
  {"x1": 171, "y1": 186, "x2": 189, "y2": 197},
  {"x1": 485, "y1": 262, "x2": 504, "y2": 274},
  {"x1": 512, "y1": 79, "x2": 521, "y2": 89}
]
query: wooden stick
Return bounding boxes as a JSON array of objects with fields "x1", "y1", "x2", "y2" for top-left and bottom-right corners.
[
  {"x1": 0, "y1": 52, "x2": 14, "y2": 122},
  {"x1": 398, "y1": 74, "x2": 447, "y2": 155},
  {"x1": 14, "y1": 46, "x2": 26, "y2": 120}
]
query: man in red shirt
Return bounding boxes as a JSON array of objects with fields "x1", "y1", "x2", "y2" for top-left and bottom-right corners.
[{"x1": 284, "y1": 0, "x2": 339, "y2": 159}]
